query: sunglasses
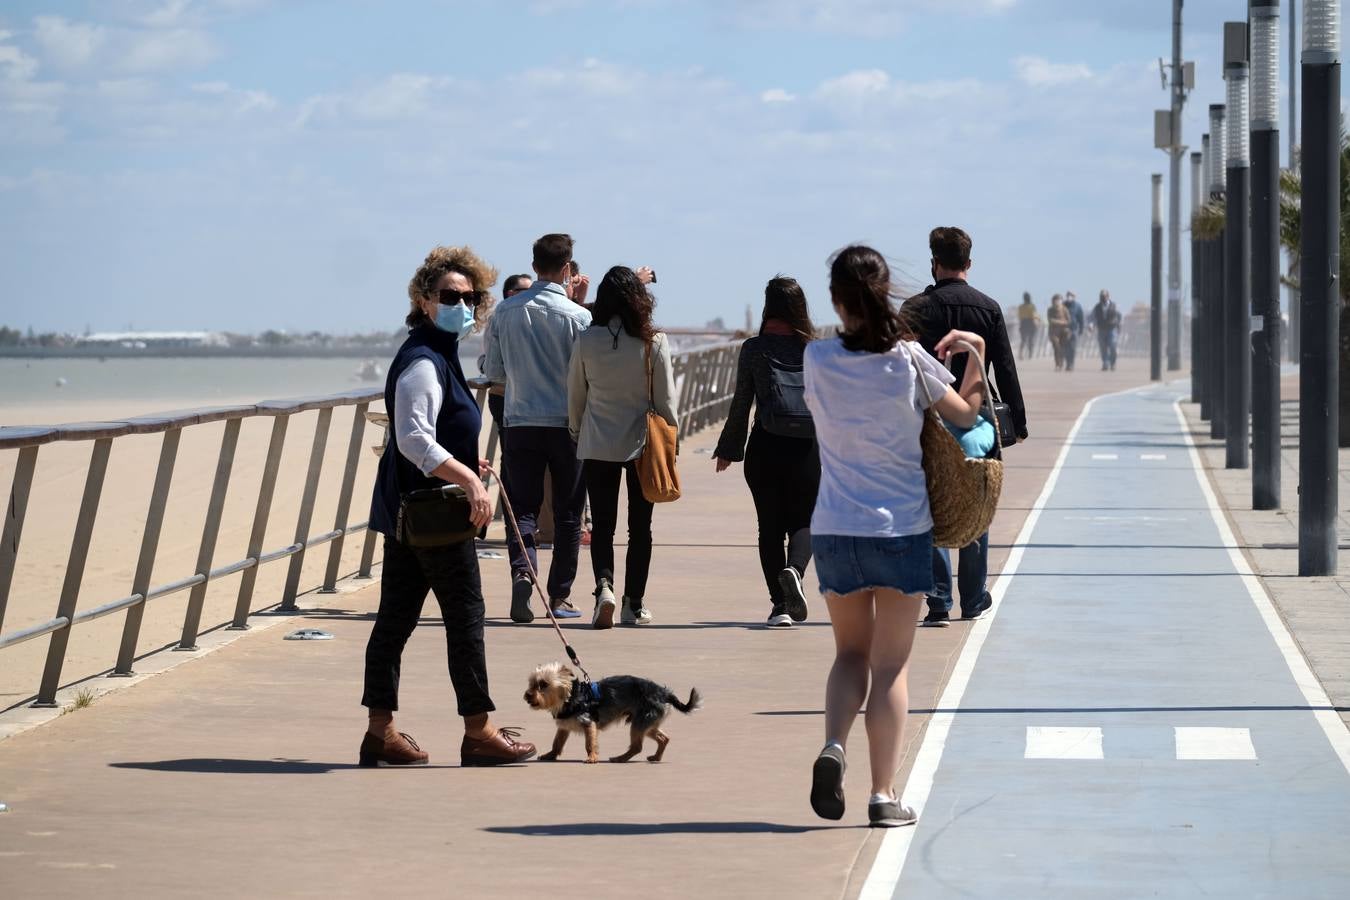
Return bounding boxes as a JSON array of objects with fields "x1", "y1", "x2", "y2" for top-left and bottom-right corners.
[{"x1": 438, "y1": 289, "x2": 482, "y2": 307}]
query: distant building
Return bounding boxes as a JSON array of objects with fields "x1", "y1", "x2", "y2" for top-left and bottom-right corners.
[{"x1": 76, "y1": 331, "x2": 228, "y2": 349}]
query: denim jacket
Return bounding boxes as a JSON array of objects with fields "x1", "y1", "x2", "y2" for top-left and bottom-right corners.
[{"x1": 483, "y1": 280, "x2": 592, "y2": 428}]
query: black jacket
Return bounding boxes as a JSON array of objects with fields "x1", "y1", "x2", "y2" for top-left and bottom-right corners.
[{"x1": 902, "y1": 278, "x2": 1029, "y2": 441}]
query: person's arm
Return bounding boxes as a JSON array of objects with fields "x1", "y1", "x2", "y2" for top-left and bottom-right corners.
[
  {"x1": 567, "y1": 339, "x2": 587, "y2": 443},
  {"x1": 394, "y1": 360, "x2": 491, "y2": 526},
  {"x1": 483, "y1": 311, "x2": 506, "y2": 382},
  {"x1": 713, "y1": 340, "x2": 755, "y2": 469},
  {"x1": 653, "y1": 333, "x2": 678, "y2": 430},
  {"x1": 986, "y1": 310, "x2": 1029, "y2": 440},
  {"x1": 918, "y1": 338, "x2": 980, "y2": 430}
]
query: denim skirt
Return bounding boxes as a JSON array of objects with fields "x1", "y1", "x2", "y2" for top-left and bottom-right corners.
[{"x1": 811, "y1": 531, "x2": 934, "y2": 597}]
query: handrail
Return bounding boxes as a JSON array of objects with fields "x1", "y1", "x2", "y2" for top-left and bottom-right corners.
[{"x1": 0, "y1": 340, "x2": 742, "y2": 708}]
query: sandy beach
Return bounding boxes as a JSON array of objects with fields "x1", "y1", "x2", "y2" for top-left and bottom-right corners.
[{"x1": 0, "y1": 389, "x2": 390, "y2": 709}]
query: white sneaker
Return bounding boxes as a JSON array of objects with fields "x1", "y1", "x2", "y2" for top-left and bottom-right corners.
[
  {"x1": 620, "y1": 596, "x2": 652, "y2": 626},
  {"x1": 766, "y1": 608, "x2": 793, "y2": 628},
  {"x1": 592, "y1": 580, "x2": 616, "y2": 630}
]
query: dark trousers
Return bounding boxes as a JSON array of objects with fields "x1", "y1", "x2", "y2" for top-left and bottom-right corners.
[
  {"x1": 583, "y1": 458, "x2": 654, "y2": 601},
  {"x1": 744, "y1": 427, "x2": 820, "y2": 606},
  {"x1": 1098, "y1": 330, "x2": 1119, "y2": 368},
  {"x1": 500, "y1": 425, "x2": 585, "y2": 599},
  {"x1": 926, "y1": 533, "x2": 990, "y2": 617},
  {"x1": 362, "y1": 536, "x2": 495, "y2": 717},
  {"x1": 1018, "y1": 324, "x2": 1036, "y2": 359},
  {"x1": 1064, "y1": 334, "x2": 1078, "y2": 370}
]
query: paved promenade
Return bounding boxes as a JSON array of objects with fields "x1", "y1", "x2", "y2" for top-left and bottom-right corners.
[{"x1": 5, "y1": 355, "x2": 1348, "y2": 898}]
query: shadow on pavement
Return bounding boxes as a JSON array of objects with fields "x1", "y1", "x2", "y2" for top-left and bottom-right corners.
[
  {"x1": 483, "y1": 821, "x2": 856, "y2": 836},
  {"x1": 108, "y1": 758, "x2": 456, "y2": 774}
]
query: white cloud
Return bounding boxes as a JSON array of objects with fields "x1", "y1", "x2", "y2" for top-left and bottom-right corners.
[
  {"x1": 298, "y1": 73, "x2": 456, "y2": 125},
  {"x1": 1013, "y1": 55, "x2": 1094, "y2": 87},
  {"x1": 761, "y1": 88, "x2": 796, "y2": 104},
  {"x1": 33, "y1": 16, "x2": 107, "y2": 68},
  {"x1": 732, "y1": 0, "x2": 1015, "y2": 36},
  {"x1": 121, "y1": 27, "x2": 216, "y2": 71},
  {"x1": 191, "y1": 79, "x2": 275, "y2": 112},
  {"x1": 0, "y1": 31, "x2": 66, "y2": 144}
]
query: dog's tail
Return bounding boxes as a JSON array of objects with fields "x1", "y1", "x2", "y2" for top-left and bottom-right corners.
[{"x1": 668, "y1": 687, "x2": 702, "y2": 714}]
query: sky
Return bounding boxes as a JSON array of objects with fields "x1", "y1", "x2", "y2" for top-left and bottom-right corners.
[{"x1": 0, "y1": 0, "x2": 1336, "y2": 335}]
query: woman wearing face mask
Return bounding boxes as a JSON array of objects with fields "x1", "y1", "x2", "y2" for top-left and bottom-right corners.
[{"x1": 360, "y1": 245, "x2": 537, "y2": 768}]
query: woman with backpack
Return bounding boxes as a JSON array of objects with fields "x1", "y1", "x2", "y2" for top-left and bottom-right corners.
[
  {"x1": 567, "y1": 266, "x2": 678, "y2": 628},
  {"x1": 713, "y1": 276, "x2": 819, "y2": 628}
]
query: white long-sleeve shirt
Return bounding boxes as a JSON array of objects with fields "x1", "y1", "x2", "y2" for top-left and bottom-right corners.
[{"x1": 393, "y1": 359, "x2": 452, "y2": 475}]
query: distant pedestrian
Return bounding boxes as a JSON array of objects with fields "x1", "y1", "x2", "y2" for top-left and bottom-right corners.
[
  {"x1": 482, "y1": 273, "x2": 533, "y2": 437},
  {"x1": 713, "y1": 276, "x2": 820, "y2": 628},
  {"x1": 902, "y1": 226, "x2": 1028, "y2": 628},
  {"x1": 483, "y1": 234, "x2": 592, "y2": 624},
  {"x1": 804, "y1": 244, "x2": 990, "y2": 829},
  {"x1": 1091, "y1": 289, "x2": 1122, "y2": 370},
  {"x1": 1063, "y1": 290, "x2": 1085, "y2": 371},
  {"x1": 361, "y1": 244, "x2": 536, "y2": 768},
  {"x1": 1047, "y1": 294, "x2": 1070, "y2": 370},
  {"x1": 1016, "y1": 292, "x2": 1039, "y2": 359},
  {"x1": 567, "y1": 266, "x2": 678, "y2": 628}
]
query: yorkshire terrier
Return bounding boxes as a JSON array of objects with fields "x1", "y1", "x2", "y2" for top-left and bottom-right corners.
[{"x1": 523, "y1": 662, "x2": 701, "y2": 764}]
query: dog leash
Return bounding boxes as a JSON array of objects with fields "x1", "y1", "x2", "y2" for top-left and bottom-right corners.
[{"x1": 481, "y1": 464, "x2": 593, "y2": 683}]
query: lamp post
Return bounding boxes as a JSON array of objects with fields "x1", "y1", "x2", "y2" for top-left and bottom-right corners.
[
  {"x1": 1191, "y1": 149, "x2": 1205, "y2": 406},
  {"x1": 1251, "y1": 0, "x2": 1282, "y2": 508},
  {"x1": 1167, "y1": 0, "x2": 1188, "y2": 371},
  {"x1": 1153, "y1": 173, "x2": 1164, "y2": 381},
  {"x1": 1200, "y1": 134, "x2": 1215, "y2": 422},
  {"x1": 1298, "y1": 0, "x2": 1341, "y2": 575},
  {"x1": 1289, "y1": 0, "x2": 1301, "y2": 360},
  {"x1": 1224, "y1": 23, "x2": 1251, "y2": 471},
  {"x1": 1209, "y1": 104, "x2": 1228, "y2": 442}
]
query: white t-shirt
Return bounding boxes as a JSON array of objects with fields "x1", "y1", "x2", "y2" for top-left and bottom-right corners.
[{"x1": 804, "y1": 338, "x2": 955, "y2": 538}]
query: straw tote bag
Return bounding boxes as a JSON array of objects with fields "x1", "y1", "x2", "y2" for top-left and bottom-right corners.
[
  {"x1": 907, "y1": 341, "x2": 1004, "y2": 549},
  {"x1": 636, "y1": 341, "x2": 681, "y2": 503}
]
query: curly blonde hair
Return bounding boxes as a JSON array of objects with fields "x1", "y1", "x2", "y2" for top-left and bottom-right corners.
[{"x1": 406, "y1": 245, "x2": 499, "y2": 331}]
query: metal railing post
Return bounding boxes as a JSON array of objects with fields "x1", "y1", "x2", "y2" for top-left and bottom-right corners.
[
  {"x1": 112, "y1": 429, "x2": 181, "y2": 675},
  {"x1": 33, "y1": 438, "x2": 113, "y2": 707},
  {"x1": 320, "y1": 403, "x2": 369, "y2": 592},
  {"x1": 279, "y1": 407, "x2": 333, "y2": 611},
  {"x1": 230, "y1": 416, "x2": 289, "y2": 628},
  {"x1": 357, "y1": 527, "x2": 379, "y2": 578},
  {"x1": 0, "y1": 445, "x2": 39, "y2": 635},
  {"x1": 176, "y1": 418, "x2": 242, "y2": 650}
]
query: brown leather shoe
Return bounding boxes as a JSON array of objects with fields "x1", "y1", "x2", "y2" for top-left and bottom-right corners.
[
  {"x1": 359, "y1": 730, "x2": 429, "y2": 767},
  {"x1": 460, "y1": 727, "x2": 537, "y2": 767}
]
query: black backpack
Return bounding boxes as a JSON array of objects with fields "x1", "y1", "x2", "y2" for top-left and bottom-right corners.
[{"x1": 757, "y1": 355, "x2": 815, "y2": 439}]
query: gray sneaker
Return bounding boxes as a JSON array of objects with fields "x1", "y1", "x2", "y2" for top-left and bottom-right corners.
[
  {"x1": 810, "y1": 745, "x2": 846, "y2": 821},
  {"x1": 868, "y1": 795, "x2": 917, "y2": 828},
  {"x1": 620, "y1": 596, "x2": 652, "y2": 626},
  {"x1": 592, "y1": 579, "x2": 617, "y2": 630}
]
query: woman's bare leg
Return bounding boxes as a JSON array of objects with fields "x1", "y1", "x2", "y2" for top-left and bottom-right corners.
[
  {"x1": 864, "y1": 589, "x2": 925, "y2": 797},
  {"x1": 824, "y1": 589, "x2": 875, "y2": 748}
]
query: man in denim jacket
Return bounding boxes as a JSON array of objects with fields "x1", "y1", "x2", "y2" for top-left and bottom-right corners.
[{"x1": 483, "y1": 233, "x2": 592, "y2": 623}]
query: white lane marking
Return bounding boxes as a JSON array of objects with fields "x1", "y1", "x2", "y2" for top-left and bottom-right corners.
[
  {"x1": 1025, "y1": 726, "x2": 1104, "y2": 759},
  {"x1": 1063, "y1": 515, "x2": 1187, "y2": 522},
  {"x1": 858, "y1": 386, "x2": 1141, "y2": 899},
  {"x1": 1091, "y1": 453, "x2": 1118, "y2": 460},
  {"x1": 1174, "y1": 727, "x2": 1257, "y2": 760},
  {"x1": 1174, "y1": 400, "x2": 1350, "y2": 776},
  {"x1": 1140, "y1": 453, "x2": 1167, "y2": 460}
]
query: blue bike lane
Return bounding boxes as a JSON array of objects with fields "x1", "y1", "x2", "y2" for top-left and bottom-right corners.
[{"x1": 863, "y1": 386, "x2": 1350, "y2": 899}]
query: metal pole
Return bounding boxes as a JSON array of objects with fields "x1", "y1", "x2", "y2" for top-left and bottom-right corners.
[
  {"x1": 1225, "y1": 25, "x2": 1252, "y2": 470},
  {"x1": 1191, "y1": 150, "x2": 1205, "y2": 405},
  {"x1": 279, "y1": 407, "x2": 333, "y2": 611},
  {"x1": 230, "y1": 415, "x2": 289, "y2": 628},
  {"x1": 1200, "y1": 136, "x2": 1214, "y2": 420},
  {"x1": 1209, "y1": 104, "x2": 1229, "y2": 441},
  {"x1": 1289, "y1": 0, "x2": 1301, "y2": 360},
  {"x1": 34, "y1": 438, "x2": 113, "y2": 707},
  {"x1": 1167, "y1": 0, "x2": 1186, "y2": 370},
  {"x1": 320, "y1": 402, "x2": 369, "y2": 592},
  {"x1": 1251, "y1": 0, "x2": 1283, "y2": 509},
  {"x1": 1298, "y1": 0, "x2": 1341, "y2": 575},
  {"x1": 177, "y1": 417, "x2": 242, "y2": 650},
  {"x1": 0, "y1": 445, "x2": 39, "y2": 635},
  {"x1": 1152, "y1": 173, "x2": 1165, "y2": 381},
  {"x1": 112, "y1": 429, "x2": 182, "y2": 675}
]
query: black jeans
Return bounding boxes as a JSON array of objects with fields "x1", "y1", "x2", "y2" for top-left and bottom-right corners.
[
  {"x1": 583, "y1": 458, "x2": 654, "y2": 602},
  {"x1": 362, "y1": 536, "x2": 495, "y2": 717},
  {"x1": 744, "y1": 426, "x2": 819, "y2": 606},
  {"x1": 500, "y1": 425, "x2": 586, "y2": 599}
]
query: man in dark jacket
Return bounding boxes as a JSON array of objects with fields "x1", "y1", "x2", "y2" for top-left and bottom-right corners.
[{"x1": 903, "y1": 226, "x2": 1029, "y2": 627}]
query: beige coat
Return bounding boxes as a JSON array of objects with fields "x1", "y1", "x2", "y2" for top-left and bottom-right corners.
[{"x1": 568, "y1": 320, "x2": 679, "y2": 462}]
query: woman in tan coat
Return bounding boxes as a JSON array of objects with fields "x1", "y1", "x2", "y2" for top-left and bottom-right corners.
[
  {"x1": 567, "y1": 267, "x2": 678, "y2": 628},
  {"x1": 1046, "y1": 293, "x2": 1071, "y2": 371}
]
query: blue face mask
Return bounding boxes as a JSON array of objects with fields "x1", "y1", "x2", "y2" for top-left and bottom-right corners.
[{"x1": 434, "y1": 301, "x2": 475, "y2": 340}]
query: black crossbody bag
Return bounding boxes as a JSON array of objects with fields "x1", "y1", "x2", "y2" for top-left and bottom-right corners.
[{"x1": 396, "y1": 484, "x2": 477, "y2": 547}]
